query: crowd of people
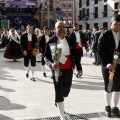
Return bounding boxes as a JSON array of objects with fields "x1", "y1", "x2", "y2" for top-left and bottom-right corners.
[{"x1": 0, "y1": 14, "x2": 120, "y2": 119}]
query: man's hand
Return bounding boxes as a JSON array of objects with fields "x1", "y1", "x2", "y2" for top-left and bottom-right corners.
[
  {"x1": 51, "y1": 63, "x2": 59, "y2": 69},
  {"x1": 23, "y1": 51, "x2": 27, "y2": 56},
  {"x1": 40, "y1": 53, "x2": 43, "y2": 57},
  {"x1": 106, "y1": 63, "x2": 115, "y2": 72},
  {"x1": 117, "y1": 58, "x2": 120, "y2": 64},
  {"x1": 77, "y1": 70, "x2": 83, "y2": 78}
]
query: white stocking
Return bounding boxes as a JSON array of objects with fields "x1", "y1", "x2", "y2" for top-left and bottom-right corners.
[
  {"x1": 25, "y1": 66, "x2": 29, "y2": 74},
  {"x1": 57, "y1": 102, "x2": 65, "y2": 120},
  {"x1": 112, "y1": 92, "x2": 120, "y2": 107},
  {"x1": 42, "y1": 65, "x2": 45, "y2": 73},
  {"x1": 104, "y1": 91, "x2": 112, "y2": 106},
  {"x1": 31, "y1": 66, "x2": 35, "y2": 78}
]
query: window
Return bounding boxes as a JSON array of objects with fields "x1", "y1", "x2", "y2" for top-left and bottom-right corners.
[
  {"x1": 79, "y1": 0, "x2": 82, "y2": 8},
  {"x1": 86, "y1": 24, "x2": 90, "y2": 30},
  {"x1": 63, "y1": 4, "x2": 65, "y2": 8},
  {"x1": 95, "y1": 0, "x2": 98, "y2": 4},
  {"x1": 86, "y1": 0, "x2": 89, "y2": 6},
  {"x1": 103, "y1": 22, "x2": 108, "y2": 29},
  {"x1": 87, "y1": 8, "x2": 89, "y2": 17},
  {"x1": 114, "y1": 2, "x2": 119, "y2": 14},
  {"x1": 103, "y1": 5, "x2": 107, "y2": 17},
  {"x1": 94, "y1": 7, "x2": 98, "y2": 18},
  {"x1": 94, "y1": 23, "x2": 98, "y2": 27},
  {"x1": 104, "y1": 0, "x2": 107, "y2": 2},
  {"x1": 69, "y1": 4, "x2": 71, "y2": 8},
  {"x1": 69, "y1": 13, "x2": 72, "y2": 16},
  {"x1": 79, "y1": 25, "x2": 82, "y2": 30},
  {"x1": 78, "y1": 10, "x2": 82, "y2": 20}
]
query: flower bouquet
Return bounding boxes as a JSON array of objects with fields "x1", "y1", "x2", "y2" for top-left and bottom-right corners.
[
  {"x1": 107, "y1": 55, "x2": 118, "y2": 92},
  {"x1": 50, "y1": 43, "x2": 62, "y2": 83},
  {"x1": 31, "y1": 48, "x2": 37, "y2": 56}
]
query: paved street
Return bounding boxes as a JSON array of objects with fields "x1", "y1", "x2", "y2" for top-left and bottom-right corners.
[{"x1": 0, "y1": 49, "x2": 120, "y2": 120}]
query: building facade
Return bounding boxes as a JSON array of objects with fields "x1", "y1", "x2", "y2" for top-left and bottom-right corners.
[
  {"x1": 75, "y1": 0, "x2": 119, "y2": 30},
  {"x1": 60, "y1": 0, "x2": 75, "y2": 27}
]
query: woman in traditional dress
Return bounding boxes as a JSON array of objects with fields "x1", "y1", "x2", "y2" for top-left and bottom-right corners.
[
  {"x1": 0, "y1": 29, "x2": 9, "y2": 48},
  {"x1": 34, "y1": 28, "x2": 42, "y2": 61},
  {"x1": 4, "y1": 28, "x2": 23, "y2": 61}
]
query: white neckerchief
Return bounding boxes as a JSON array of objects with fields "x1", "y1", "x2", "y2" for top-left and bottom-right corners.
[
  {"x1": 58, "y1": 37, "x2": 70, "y2": 56},
  {"x1": 9, "y1": 34, "x2": 20, "y2": 44},
  {"x1": 45, "y1": 35, "x2": 49, "y2": 43},
  {"x1": 112, "y1": 30, "x2": 120, "y2": 49},
  {"x1": 74, "y1": 31, "x2": 82, "y2": 47},
  {"x1": 28, "y1": 33, "x2": 32, "y2": 41}
]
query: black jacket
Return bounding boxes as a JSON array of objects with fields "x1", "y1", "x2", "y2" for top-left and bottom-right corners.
[
  {"x1": 20, "y1": 33, "x2": 37, "y2": 51},
  {"x1": 69, "y1": 31, "x2": 86, "y2": 48},
  {"x1": 92, "y1": 30, "x2": 102, "y2": 50},
  {"x1": 39, "y1": 35, "x2": 51, "y2": 54},
  {"x1": 98, "y1": 29, "x2": 120, "y2": 66},
  {"x1": 44, "y1": 35, "x2": 78, "y2": 69}
]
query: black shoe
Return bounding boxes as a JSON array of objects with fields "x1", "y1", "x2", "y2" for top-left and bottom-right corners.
[
  {"x1": 31, "y1": 77, "x2": 35, "y2": 81},
  {"x1": 111, "y1": 107, "x2": 120, "y2": 117},
  {"x1": 105, "y1": 106, "x2": 111, "y2": 117},
  {"x1": 43, "y1": 72, "x2": 46, "y2": 77},
  {"x1": 26, "y1": 73, "x2": 29, "y2": 78},
  {"x1": 14, "y1": 59, "x2": 17, "y2": 62}
]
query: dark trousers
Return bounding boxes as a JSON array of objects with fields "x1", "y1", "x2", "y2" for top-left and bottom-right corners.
[
  {"x1": 41, "y1": 57, "x2": 45, "y2": 65},
  {"x1": 75, "y1": 49, "x2": 83, "y2": 70},
  {"x1": 101, "y1": 64, "x2": 120, "y2": 92},
  {"x1": 24, "y1": 51, "x2": 36, "y2": 67},
  {"x1": 53, "y1": 69, "x2": 73, "y2": 102}
]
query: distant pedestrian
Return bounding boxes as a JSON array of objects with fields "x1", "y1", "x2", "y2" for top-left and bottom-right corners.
[
  {"x1": 4, "y1": 28, "x2": 23, "y2": 61},
  {"x1": 20, "y1": 24, "x2": 37, "y2": 81}
]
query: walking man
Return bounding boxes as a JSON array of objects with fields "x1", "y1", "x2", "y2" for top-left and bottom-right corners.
[
  {"x1": 69, "y1": 23, "x2": 86, "y2": 78},
  {"x1": 98, "y1": 14, "x2": 120, "y2": 117},
  {"x1": 20, "y1": 24, "x2": 37, "y2": 81},
  {"x1": 44, "y1": 21, "x2": 82, "y2": 120}
]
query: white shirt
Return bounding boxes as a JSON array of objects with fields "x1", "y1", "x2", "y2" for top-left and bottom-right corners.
[
  {"x1": 59, "y1": 37, "x2": 70, "y2": 56},
  {"x1": 45, "y1": 35, "x2": 49, "y2": 43},
  {"x1": 112, "y1": 30, "x2": 120, "y2": 49},
  {"x1": 74, "y1": 31, "x2": 82, "y2": 47},
  {"x1": 28, "y1": 33, "x2": 32, "y2": 41}
]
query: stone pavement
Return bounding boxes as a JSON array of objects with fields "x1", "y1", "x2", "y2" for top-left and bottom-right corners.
[{"x1": 0, "y1": 49, "x2": 120, "y2": 120}]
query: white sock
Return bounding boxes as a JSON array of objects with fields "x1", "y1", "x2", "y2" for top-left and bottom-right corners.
[
  {"x1": 31, "y1": 66, "x2": 35, "y2": 78},
  {"x1": 42, "y1": 65, "x2": 45, "y2": 73},
  {"x1": 104, "y1": 91, "x2": 112, "y2": 106},
  {"x1": 74, "y1": 66, "x2": 78, "y2": 74},
  {"x1": 112, "y1": 92, "x2": 120, "y2": 107},
  {"x1": 57, "y1": 102, "x2": 65, "y2": 120},
  {"x1": 25, "y1": 66, "x2": 29, "y2": 74}
]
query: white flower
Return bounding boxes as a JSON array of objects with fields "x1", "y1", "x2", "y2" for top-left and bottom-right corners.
[
  {"x1": 114, "y1": 55, "x2": 119, "y2": 60},
  {"x1": 51, "y1": 45, "x2": 55, "y2": 52},
  {"x1": 57, "y1": 43, "x2": 62, "y2": 49}
]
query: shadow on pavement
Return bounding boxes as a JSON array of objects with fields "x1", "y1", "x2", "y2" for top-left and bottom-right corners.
[
  {"x1": 0, "y1": 96, "x2": 26, "y2": 110},
  {"x1": 0, "y1": 86, "x2": 15, "y2": 92},
  {"x1": 0, "y1": 114, "x2": 14, "y2": 120}
]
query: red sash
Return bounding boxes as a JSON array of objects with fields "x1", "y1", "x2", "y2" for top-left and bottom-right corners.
[
  {"x1": 59, "y1": 55, "x2": 72, "y2": 69},
  {"x1": 27, "y1": 41, "x2": 32, "y2": 50},
  {"x1": 75, "y1": 42, "x2": 82, "y2": 49}
]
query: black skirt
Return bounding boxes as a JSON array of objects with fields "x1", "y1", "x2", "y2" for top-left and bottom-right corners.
[{"x1": 4, "y1": 41, "x2": 23, "y2": 59}]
